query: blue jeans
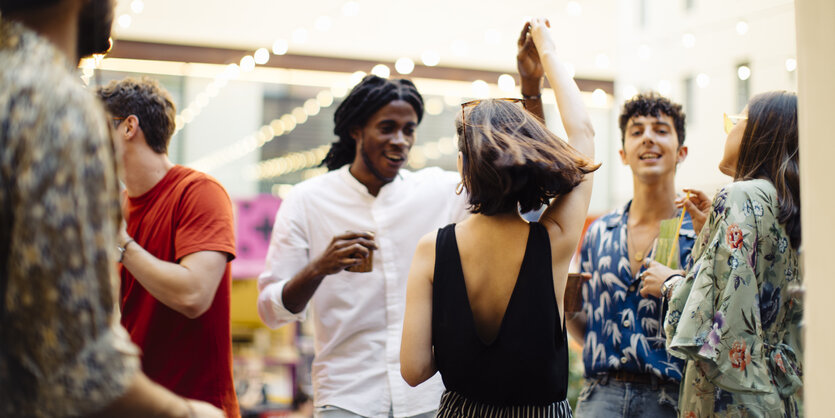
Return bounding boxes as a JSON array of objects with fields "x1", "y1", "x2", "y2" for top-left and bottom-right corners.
[
  {"x1": 574, "y1": 378, "x2": 678, "y2": 418},
  {"x1": 314, "y1": 405, "x2": 436, "y2": 418}
]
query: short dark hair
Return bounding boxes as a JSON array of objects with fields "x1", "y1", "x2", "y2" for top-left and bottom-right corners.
[
  {"x1": 97, "y1": 76, "x2": 176, "y2": 154},
  {"x1": 619, "y1": 92, "x2": 686, "y2": 147},
  {"x1": 736, "y1": 90, "x2": 800, "y2": 249},
  {"x1": 457, "y1": 99, "x2": 600, "y2": 216},
  {"x1": 320, "y1": 75, "x2": 424, "y2": 171}
]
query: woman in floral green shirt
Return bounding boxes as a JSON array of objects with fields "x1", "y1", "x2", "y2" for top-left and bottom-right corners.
[{"x1": 642, "y1": 91, "x2": 802, "y2": 417}]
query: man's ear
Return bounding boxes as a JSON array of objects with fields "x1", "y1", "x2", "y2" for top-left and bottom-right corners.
[
  {"x1": 618, "y1": 148, "x2": 628, "y2": 166},
  {"x1": 677, "y1": 145, "x2": 689, "y2": 164},
  {"x1": 124, "y1": 114, "x2": 140, "y2": 141}
]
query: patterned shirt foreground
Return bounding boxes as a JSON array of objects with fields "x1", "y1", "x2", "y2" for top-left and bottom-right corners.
[
  {"x1": 0, "y1": 18, "x2": 140, "y2": 416},
  {"x1": 579, "y1": 201, "x2": 696, "y2": 381},
  {"x1": 666, "y1": 179, "x2": 803, "y2": 417}
]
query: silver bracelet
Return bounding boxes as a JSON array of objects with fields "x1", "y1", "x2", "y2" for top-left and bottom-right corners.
[{"x1": 118, "y1": 238, "x2": 135, "y2": 263}]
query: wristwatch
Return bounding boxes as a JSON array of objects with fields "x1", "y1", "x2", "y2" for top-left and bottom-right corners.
[
  {"x1": 661, "y1": 274, "x2": 683, "y2": 299},
  {"x1": 118, "y1": 238, "x2": 135, "y2": 263}
]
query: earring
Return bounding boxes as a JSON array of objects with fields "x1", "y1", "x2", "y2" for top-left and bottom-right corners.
[{"x1": 455, "y1": 181, "x2": 464, "y2": 195}]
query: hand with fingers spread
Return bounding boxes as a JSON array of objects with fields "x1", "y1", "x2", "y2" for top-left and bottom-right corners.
[
  {"x1": 676, "y1": 188, "x2": 712, "y2": 235},
  {"x1": 639, "y1": 258, "x2": 684, "y2": 299},
  {"x1": 313, "y1": 231, "x2": 378, "y2": 275}
]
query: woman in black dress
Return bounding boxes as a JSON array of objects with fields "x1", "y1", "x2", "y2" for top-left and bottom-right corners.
[{"x1": 400, "y1": 18, "x2": 599, "y2": 417}]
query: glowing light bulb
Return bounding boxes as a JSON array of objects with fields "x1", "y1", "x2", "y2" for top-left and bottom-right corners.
[{"x1": 395, "y1": 57, "x2": 414, "y2": 75}]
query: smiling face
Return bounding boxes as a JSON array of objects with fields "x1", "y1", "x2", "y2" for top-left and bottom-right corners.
[
  {"x1": 350, "y1": 100, "x2": 418, "y2": 191},
  {"x1": 619, "y1": 113, "x2": 687, "y2": 183}
]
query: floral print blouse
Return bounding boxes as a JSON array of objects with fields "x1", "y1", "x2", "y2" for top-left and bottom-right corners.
[{"x1": 665, "y1": 179, "x2": 803, "y2": 417}]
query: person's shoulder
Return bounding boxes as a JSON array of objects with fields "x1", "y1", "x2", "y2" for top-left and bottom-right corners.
[
  {"x1": 289, "y1": 168, "x2": 341, "y2": 195},
  {"x1": 590, "y1": 206, "x2": 623, "y2": 229},
  {"x1": 717, "y1": 179, "x2": 776, "y2": 204}
]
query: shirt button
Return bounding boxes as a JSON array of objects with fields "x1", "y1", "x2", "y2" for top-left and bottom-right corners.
[
  {"x1": 623, "y1": 319, "x2": 631, "y2": 327},
  {"x1": 621, "y1": 357, "x2": 628, "y2": 364}
]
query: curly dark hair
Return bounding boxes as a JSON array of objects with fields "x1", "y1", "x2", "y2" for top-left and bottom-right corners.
[
  {"x1": 457, "y1": 99, "x2": 600, "y2": 216},
  {"x1": 736, "y1": 91, "x2": 800, "y2": 249},
  {"x1": 321, "y1": 75, "x2": 424, "y2": 170},
  {"x1": 618, "y1": 92, "x2": 686, "y2": 147},
  {"x1": 97, "y1": 76, "x2": 177, "y2": 154}
]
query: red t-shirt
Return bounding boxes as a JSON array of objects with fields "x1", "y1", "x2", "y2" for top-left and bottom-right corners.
[{"x1": 120, "y1": 165, "x2": 240, "y2": 417}]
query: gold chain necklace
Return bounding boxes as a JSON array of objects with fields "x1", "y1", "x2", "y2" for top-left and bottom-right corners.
[{"x1": 628, "y1": 225, "x2": 659, "y2": 263}]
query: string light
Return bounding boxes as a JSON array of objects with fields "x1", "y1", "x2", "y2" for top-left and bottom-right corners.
[
  {"x1": 737, "y1": 66, "x2": 751, "y2": 81},
  {"x1": 254, "y1": 134, "x2": 459, "y2": 181},
  {"x1": 421, "y1": 50, "x2": 440, "y2": 67},
  {"x1": 188, "y1": 84, "x2": 339, "y2": 173},
  {"x1": 171, "y1": 1, "x2": 360, "y2": 136},
  {"x1": 395, "y1": 57, "x2": 415, "y2": 75},
  {"x1": 371, "y1": 64, "x2": 390, "y2": 78},
  {"x1": 497, "y1": 74, "x2": 515, "y2": 93}
]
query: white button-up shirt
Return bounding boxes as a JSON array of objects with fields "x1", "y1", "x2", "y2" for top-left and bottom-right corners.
[{"x1": 258, "y1": 165, "x2": 469, "y2": 417}]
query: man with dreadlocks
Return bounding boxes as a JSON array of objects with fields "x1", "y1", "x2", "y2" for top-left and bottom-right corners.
[{"x1": 257, "y1": 75, "x2": 469, "y2": 418}]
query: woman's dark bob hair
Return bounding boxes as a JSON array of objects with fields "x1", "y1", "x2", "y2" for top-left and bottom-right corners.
[{"x1": 457, "y1": 99, "x2": 599, "y2": 216}]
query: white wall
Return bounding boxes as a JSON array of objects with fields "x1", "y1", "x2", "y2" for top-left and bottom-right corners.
[
  {"x1": 795, "y1": 0, "x2": 835, "y2": 415},
  {"x1": 611, "y1": 0, "x2": 797, "y2": 206},
  {"x1": 179, "y1": 78, "x2": 262, "y2": 198}
]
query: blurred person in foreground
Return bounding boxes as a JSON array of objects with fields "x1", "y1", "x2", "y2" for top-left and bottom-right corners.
[
  {"x1": 0, "y1": 0, "x2": 222, "y2": 416},
  {"x1": 98, "y1": 76, "x2": 240, "y2": 417},
  {"x1": 642, "y1": 91, "x2": 803, "y2": 417},
  {"x1": 257, "y1": 74, "x2": 470, "y2": 417},
  {"x1": 400, "y1": 18, "x2": 598, "y2": 417}
]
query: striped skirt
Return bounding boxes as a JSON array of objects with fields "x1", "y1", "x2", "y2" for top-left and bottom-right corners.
[{"x1": 435, "y1": 390, "x2": 573, "y2": 418}]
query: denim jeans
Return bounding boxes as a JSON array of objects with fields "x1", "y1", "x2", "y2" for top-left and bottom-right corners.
[
  {"x1": 573, "y1": 378, "x2": 678, "y2": 418},
  {"x1": 314, "y1": 405, "x2": 436, "y2": 418}
]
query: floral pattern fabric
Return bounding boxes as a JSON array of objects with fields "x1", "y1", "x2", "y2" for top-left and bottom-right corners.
[
  {"x1": 0, "y1": 18, "x2": 140, "y2": 416},
  {"x1": 666, "y1": 179, "x2": 803, "y2": 417}
]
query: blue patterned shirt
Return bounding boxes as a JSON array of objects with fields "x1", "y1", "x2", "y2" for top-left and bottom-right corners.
[{"x1": 578, "y1": 201, "x2": 696, "y2": 381}]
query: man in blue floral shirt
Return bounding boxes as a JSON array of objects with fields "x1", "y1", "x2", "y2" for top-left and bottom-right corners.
[{"x1": 568, "y1": 92, "x2": 696, "y2": 417}]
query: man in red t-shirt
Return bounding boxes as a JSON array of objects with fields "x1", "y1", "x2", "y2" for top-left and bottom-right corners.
[{"x1": 98, "y1": 77, "x2": 240, "y2": 417}]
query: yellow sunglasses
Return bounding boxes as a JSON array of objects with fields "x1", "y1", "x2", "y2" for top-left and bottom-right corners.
[{"x1": 723, "y1": 113, "x2": 748, "y2": 134}]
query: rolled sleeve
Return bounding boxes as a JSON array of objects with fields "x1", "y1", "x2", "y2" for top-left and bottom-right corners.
[{"x1": 257, "y1": 188, "x2": 311, "y2": 328}]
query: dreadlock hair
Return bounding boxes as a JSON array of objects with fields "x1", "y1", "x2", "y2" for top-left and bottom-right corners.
[
  {"x1": 735, "y1": 90, "x2": 801, "y2": 249},
  {"x1": 457, "y1": 99, "x2": 600, "y2": 216},
  {"x1": 619, "y1": 91, "x2": 686, "y2": 147},
  {"x1": 321, "y1": 75, "x2": 424, "y2": 170}
]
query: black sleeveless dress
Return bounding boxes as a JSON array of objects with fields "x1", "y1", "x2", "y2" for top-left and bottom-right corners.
[{"x1": 432, "y1": 222, "x2": 572, "y2": 417}]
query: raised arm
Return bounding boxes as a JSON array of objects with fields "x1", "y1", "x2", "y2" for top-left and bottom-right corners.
[
  {"x1": 530, "y1": 18, "x2": 596, "y2": 256},
  {"x1": 517, "y1": 22, "x2": 545, "y2": 122},
  {"x1": 530, "y1": 18, "x2": 594, "y2": 157}
]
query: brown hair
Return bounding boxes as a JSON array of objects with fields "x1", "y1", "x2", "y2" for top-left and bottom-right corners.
[
  {"x1": 97, "y1": 76, "x2": 176, "y2": 154},
  {"x1": 457, "y1": 99, "x2": 599, "y2": 216},
  {"x1": 735, "y1": 90, "x2": 800, "y2": 248}
]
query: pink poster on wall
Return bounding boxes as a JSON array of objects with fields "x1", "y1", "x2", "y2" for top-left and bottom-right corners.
[{"x1": 231, "y1": 194, "x2": 281, "y2": 279}]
